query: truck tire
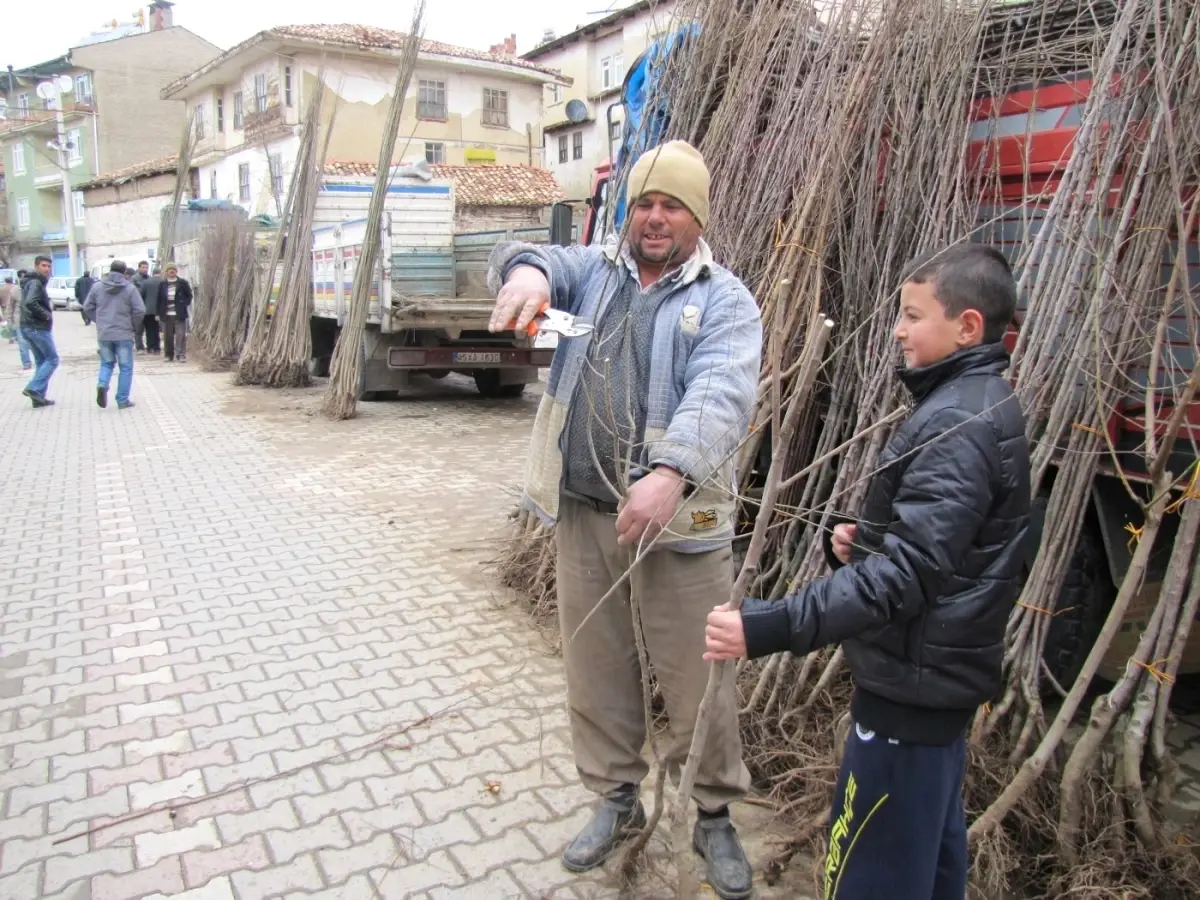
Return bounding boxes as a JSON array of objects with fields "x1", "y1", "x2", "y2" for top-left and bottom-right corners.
[
  {"x1": 1041, "y1": 506, "x2": 1116, "y2": 691},
  {"x1": 474, "y1": 370, "x2": 525, "y2": 399}
]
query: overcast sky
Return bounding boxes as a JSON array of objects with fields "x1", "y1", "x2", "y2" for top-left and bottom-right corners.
[{"x1": 6, "y1": 1, "x2": 635, "y2": 70}]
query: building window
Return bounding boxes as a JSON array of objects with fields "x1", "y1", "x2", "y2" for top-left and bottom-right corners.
[
  {"x1": 418, "y1": 80, "x2": 446, "y2": 120},
  {"x1": 210, "y1": 170, "x2": 218, "y2": 198},
  {"x1": 194, "y1": 103, "x2": 205, "y2": 139},
  {"x1": 269, "y1": 153, "x2": 284, "y2": 196},
  {"x1": 601, "y1": 54, "x2": 625, "y2": 91},
  {"x1": 17, "y1": 93, "x2": 30, "y2": 114},
  {"x1": 216, "y1": 96, "x2": 225, "y2": 133},
  {"x1": 233, "y1": 91, "x2": 244, "y2": 129},
  {"x1": 284, "y1": 66, "x2": 293, "y2": 107},
  {"x1": 67, "y1": 129, "x2": 82, "y2": 164},
  {"x1": 254, "y1": 74, "x2": 268, "y2": 113},
  {"x1": 482, "y1": 88, "x2": 508, "y2": 127},
  {"x1": 72, "y1": 191, "x2": 86, "y2": 223},
  {"x1": 75, "y1": 73, "x2": 93, "y2": 105},
  {"x1": 16, "y1": 198, "x2": 30, "y2": 229},
  {"x1": 238, "y1": 163, "x2": 251, "y2": 203},
  {"x1": 12, "y1": 142, "x2": 26, "y2": 175},
  {"x1": 44, "y1": 93, "x2": 59, "y2": 111},
  {"x1": 610, "y1": 119, "x2": 622, "y2": 143},
  {"x1": 557, "y1": 134, "x2": 568, "y2": 164},
  {"x1": 548, "y1": 84, "x2": 560, "y2": 105},
  {"x1": 572, "y1": 131, "x2": 583, "y2": 161},
  {"x1": 424, "y1": 142, "x2": 445, "y2": 165}
]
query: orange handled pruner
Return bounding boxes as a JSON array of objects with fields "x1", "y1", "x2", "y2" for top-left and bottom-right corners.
[{"x1": 513, "y1": 302, "x2": 595, "y2": 338}]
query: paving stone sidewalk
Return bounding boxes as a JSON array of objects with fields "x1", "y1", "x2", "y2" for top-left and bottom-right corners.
[{"x1": 0, "y1": 320, "x2": 806, "y2": 900}]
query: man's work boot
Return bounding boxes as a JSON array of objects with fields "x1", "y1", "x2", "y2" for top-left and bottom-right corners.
[
  {"x1": 693, "y1": 809, "x2": 754, "y2": 899},
  {"x1": 562, "y1": 788, "x2": 646, "y2": 873}
]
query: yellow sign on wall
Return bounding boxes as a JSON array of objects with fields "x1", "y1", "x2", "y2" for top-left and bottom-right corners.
[{"x1": 464, "y1": 147, "x2": 496, "y2": 164}]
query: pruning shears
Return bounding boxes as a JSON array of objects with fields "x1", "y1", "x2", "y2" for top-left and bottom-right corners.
[{"x1": 513, "y1": 302, "x2": 595, "y2": 339}]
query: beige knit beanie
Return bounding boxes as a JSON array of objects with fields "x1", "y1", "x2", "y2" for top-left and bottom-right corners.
[{"x1": 626, "y1": 140, "x2": 710, "y2": 228}]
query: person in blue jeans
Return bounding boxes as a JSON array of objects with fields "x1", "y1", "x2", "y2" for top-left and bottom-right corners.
[
  {"x1": 83, "y1": 259, "x2": 145, "y2": 409},
  {"x1": 15, "y1": 326, "x2": 33, "y2": 370},
  {"x1": 20, "y1": 257, "x2": 58, "y2": 408},
  {"x1": 3, "y1": 276, "x2": 31, "y2": 369}
]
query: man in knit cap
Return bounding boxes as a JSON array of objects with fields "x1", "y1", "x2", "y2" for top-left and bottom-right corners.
[{"x1": 487, "y1": 141, "x2": 761, "y2": 898}]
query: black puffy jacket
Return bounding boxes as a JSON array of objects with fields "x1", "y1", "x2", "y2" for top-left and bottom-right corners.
[{"x1": 742, "y1": 342, "x2": 1033, "y2": 744}]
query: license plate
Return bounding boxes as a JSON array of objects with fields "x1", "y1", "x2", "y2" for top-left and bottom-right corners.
[{"x1": 454, "y1": 352, "x2": 502, "y2": 364}]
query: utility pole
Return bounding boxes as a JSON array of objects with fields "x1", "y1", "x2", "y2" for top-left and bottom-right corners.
[
  {"x1": 55, "y1": 98, "x2": 79, "y2": 275},
  {"x1": 38, "y1": 75, "x2": 80, "y2": 275}
]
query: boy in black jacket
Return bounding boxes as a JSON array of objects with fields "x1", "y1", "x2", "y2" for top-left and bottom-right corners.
[{"x1": 705, "y1": 244, "x2": 1032, "y2": 900}]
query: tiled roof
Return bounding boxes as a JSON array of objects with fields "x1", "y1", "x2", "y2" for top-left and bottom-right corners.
[
  {"x1": 271, "y1": 25, "x2": 563, "y2": 78},
  {"x1": 323, "y1": 161, "x2": 565, "y2": 208},
  {"x1": 162, "y1": 23, "x2": 567, "y2": 97},
  {"x1": 77, "y1": 156, "x2": 184, "y2": 190},
  {"x1": 523, "y1": 0, "x2": 662, "y2": 60}
]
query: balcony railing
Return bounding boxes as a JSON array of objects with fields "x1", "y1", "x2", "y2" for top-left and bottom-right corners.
[{"x1": 0, "y1": 102, "x2": 94, "y2": 135}]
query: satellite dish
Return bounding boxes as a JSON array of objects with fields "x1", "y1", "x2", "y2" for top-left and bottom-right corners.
[
  {"x1": 565, "y1": 99, "x2": 588, "y2": 123},
  {"x1": 36, "y1": 81, "x2": 57, "y2": 101},
  {"x1": 57, "y1": 75, "x2": 74, "y2": 94}
]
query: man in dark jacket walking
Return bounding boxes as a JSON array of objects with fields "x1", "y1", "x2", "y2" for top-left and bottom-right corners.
[
  {"x1": 157, "y1": 264, "x2": 192, "y2": 362},
  {"x1": 140, "y1": 265, "x2": 163, "y2": 354},
  {"x1": 130, "y1": 260, "x2": 149, "y2": 350},
  {"x1": 75, "y1": 271, "x2": 97, "y2": 324},
  {"x1": 20, "y1": 256, "x2": 59, "y2": 408},
  {"x1": 705, "y1": 245, "x2": 1033, "y2": 900},
  {"x1": 85, "y1": 260, "x2": 145, "y2": 409}
]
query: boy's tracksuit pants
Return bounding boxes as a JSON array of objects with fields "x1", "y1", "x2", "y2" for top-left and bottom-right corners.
[{"x1": 823, "y1": 721, "x2": 969, "y2": 900}]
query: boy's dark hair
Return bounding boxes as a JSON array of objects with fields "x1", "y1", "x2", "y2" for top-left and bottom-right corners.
[
  {"x1": 110, "y1": 260, "x2": 127, "y2": 274},
  {"x1": 34, "y1": 255, "x2": 52, "y2": 267},
  {"x1": 903, "y1": 244, "x2": 1017, "y2": 343}
]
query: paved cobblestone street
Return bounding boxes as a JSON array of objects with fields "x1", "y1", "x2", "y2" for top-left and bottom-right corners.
[
  {"x1": 1, "y1": 319, "x2": 809, "y2": 900},
  {"x1": 6, "y1": 319, "x2": 1198, "y2": 900}
]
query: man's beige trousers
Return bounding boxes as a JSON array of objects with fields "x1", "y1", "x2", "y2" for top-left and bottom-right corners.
[{"x1": 555, "y1": 497, "x2": 751, "y2": 811}]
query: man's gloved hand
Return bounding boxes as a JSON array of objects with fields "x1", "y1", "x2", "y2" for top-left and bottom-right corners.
[{"x1": 488, "y1": 265, "x2": 550, "y2": 334}]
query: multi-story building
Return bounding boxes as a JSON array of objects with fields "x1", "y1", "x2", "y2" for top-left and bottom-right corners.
[
  {"x1": 0, "y1": 161, "x2": 11, "y2": 266},
  {"x1": 523, "y1": 1, "x2": 679, "y2": 203},
  {"x1": 161, "y1": 25, "x2": 568, "y2": 218},
  {"x1": 0, "y1": 4, "x2": 220, "y2": 274}
]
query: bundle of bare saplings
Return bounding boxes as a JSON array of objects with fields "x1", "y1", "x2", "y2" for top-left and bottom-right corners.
[
  {"x1": 499, "y1": 0, "x2": 1200, "y2": 895},
  {"x1": 187, "y1": 215, "x2": 257, "y2": 370},
  {"x1": 235, "y1": 73, "x2": 336, "y2": 388}
]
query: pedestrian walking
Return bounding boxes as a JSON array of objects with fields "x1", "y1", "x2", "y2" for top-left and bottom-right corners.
[
  {"x1": 84, "y1": 260, "x2": 144, "y2": 410},
  {"x1": 131, "y1": 261, "x2": 150, "y2": 351},
  {"x1": 487, "y1": 141, "x2": 761, "y2": 899},
  {"x1": 157, "y1": 264, "x2": 192, "y2": 362},
  {"x1": 20, "y1": 256, "x2": 59, "y2": 408},
  {"x1": 75, "y1": 269, "x2": 97, "y2": 325},
  {"x1": 1, "y1": 276, "x2": 31, "y2": 370},
  {"x1": 140, "y1": 265, "x2": 163, "y2": 354}
]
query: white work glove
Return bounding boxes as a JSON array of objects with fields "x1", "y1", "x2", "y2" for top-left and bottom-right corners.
[{"x1": 488, "y1": 265, "x2": 550, "y2": 334}]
